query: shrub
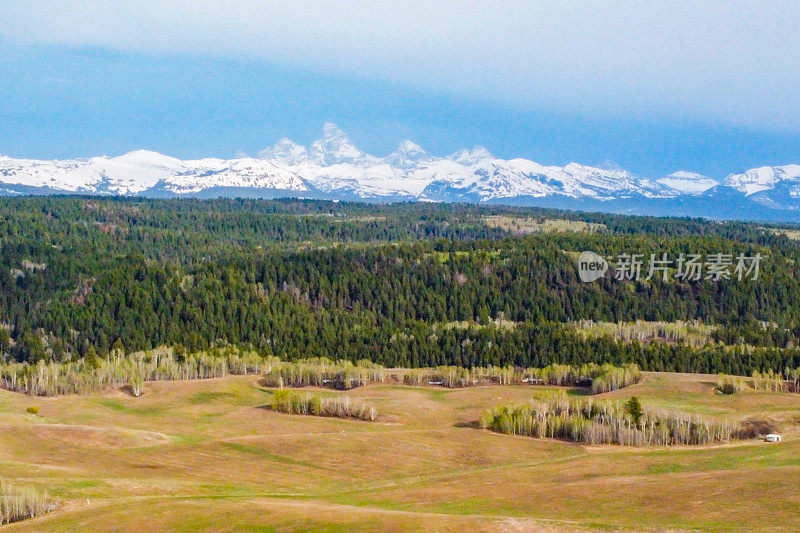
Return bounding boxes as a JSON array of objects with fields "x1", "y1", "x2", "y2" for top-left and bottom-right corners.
[
  {"x1": 716, "y1": 374, "x2": 746, "y2": 394},
  {"x1": 737, "y1": 417, "x2": 779, "y2": 439},
  {"x1": 25, "y1": 406, "x2": 39, "y2": 415}
]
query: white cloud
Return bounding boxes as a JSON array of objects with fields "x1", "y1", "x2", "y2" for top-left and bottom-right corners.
[{"x1": 3, "y1": 1, "x2": 800, "y2": 131}]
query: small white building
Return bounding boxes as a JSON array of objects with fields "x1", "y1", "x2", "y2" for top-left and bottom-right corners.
[{"x1": 765, "y1": 434, "x2": 782, "y2": 442}]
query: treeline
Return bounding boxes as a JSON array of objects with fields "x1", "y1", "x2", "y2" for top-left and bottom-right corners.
[
  {"x1": 0, "y1": 346, "x2": 274, "y2": 396},
  {"x1": 480, "y1": 393, "x2": 739, "y2": 446},
  {"x1": 752, "y1": 368, "x2": 800, "y2": 393},
  {"x1": 0, "y1": 347, "x2": 640, "y2": 396},
  {"x1": 2, "y1": 197, "x2": 800, "y2": 375},
  {"x1": 573, "y1": 320, "x2": 716, "y2": 348},
  {"x1": 270, "y1": 389, "x2": 377, "y2": 421},
  {"x1": 262, "y1": 357, "x2": 641, "y2": 393},
  {"x1": 0, "y1": 479, "x2": 53, "y2": 525},
  {"x1": 716, "y1": 368, "x2": 800, "y2": 394}
]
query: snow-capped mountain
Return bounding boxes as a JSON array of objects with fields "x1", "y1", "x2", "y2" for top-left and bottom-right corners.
[
  {"x1": 1, "y1": 123, "x2": 799, "y2": 221},
  {"x1": 657, "y1": 171, "x2": 719, "y2": 195},
  {"x1": 384, "y1": 140, "x2": 429, "y2": 169},
  {"x1": 308, "y1": 123, "x2": 378, "y2": 166},
  {"x1": 725, "y1": 165, "x2": 800, "y2": 196},
  {"x1": 0, "y1": 149, "x2": 309, "y2": 195},
  {"x1": 0, "y1": 150, "x2": 188, "y2": 195}
]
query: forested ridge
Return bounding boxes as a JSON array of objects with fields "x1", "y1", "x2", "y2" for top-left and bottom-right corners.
[{"x1": 2, "y1": 196, "x2": 800, "y2": 375}]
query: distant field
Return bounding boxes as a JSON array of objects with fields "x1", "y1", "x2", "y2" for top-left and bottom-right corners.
[
  {"x1": 1, "y1": 373, "x2": 799, "y2": 532},
  {"x1": 767, "y1": 227, "x2": 800, "y2": 241},
  {"x1": 484, "y1": 215, "x2": 607, "y2": 234}
]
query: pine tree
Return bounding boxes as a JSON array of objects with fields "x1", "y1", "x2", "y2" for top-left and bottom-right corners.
[{"x1": 626, "y1": 396, "x2": 643, "y2": 426}]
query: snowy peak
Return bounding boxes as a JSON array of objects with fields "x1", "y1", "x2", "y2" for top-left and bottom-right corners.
[
  {"x1": 725, "y1": 165, "x2": 800, "y2": 196},
  {"x1": 658, "y1": 171, "x2": 719, "y2": 195},
  {"x1": 309, "y1": 123, "x2": 374, "y2": 166},
  {"x1": 111, "y1": 149, "x2": 184, "y2": 167},
  {"x1": 384, "y1": 140, "x2": 428, "y2": 169},
  {"x1": 394, "y1": 140, "x2": 426, "y2": 160}
]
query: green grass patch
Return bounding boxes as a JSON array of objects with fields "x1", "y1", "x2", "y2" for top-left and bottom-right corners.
[
  {"x1": 188, "y1": 391, "x2": 236, "y2": 405},
  {"x1": 645, "y1": 463, "x2": 688, "y2": 475},
  {"x1": 95, "y1": 398, "x2": 164, "y2": 417}
]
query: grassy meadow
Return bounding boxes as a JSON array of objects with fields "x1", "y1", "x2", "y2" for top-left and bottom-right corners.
[{"x1": 1, "y1": 372, "x2": 799, "y2": 531}]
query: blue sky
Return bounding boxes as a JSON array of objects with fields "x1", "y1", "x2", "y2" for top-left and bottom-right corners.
[{"x1": 2, "y1": 2, "x2": 800, "y2": 178}]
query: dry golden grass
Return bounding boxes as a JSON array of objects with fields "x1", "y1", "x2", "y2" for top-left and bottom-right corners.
[
  {"x1": 1, "y1": 373, "x2": 799, "y2": 531},
  {"x1": 766, "y1": 227, "x2": 800, "y2": 241}
]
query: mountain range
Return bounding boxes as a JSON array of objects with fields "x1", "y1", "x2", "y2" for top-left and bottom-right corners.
[{"x1": 2, "y1": 123, "x2": 800, "y2": 222}]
